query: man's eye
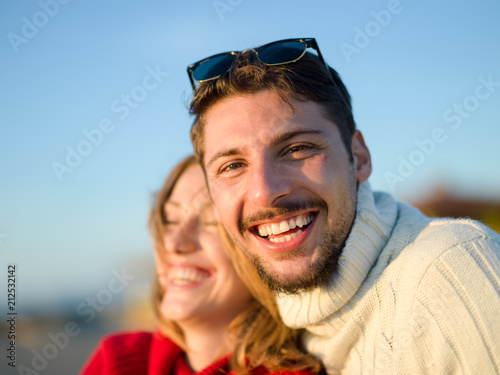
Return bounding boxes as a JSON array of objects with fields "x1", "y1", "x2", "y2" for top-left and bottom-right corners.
[
  {"x1": 221, "y1": 162, "x2": 243, "y2": 173},
  {"x1": 286, "y1": 145, "x2": 311, "y2": 154}
]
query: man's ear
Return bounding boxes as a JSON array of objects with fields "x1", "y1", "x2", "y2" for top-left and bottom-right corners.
[{"x1": 351, "y1": 130, "x2": 372, "y2": 182}]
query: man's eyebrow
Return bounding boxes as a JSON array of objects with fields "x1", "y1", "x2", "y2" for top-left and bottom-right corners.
[
  {"x1": 272, "y1": 129, "x2": 328, "y2": 145},
  {"x1": 206, "y1": 149, "x2": 241, "y2": 171},
  {"x1": 206, "y1": 129, "x2": 327, "y2": 170}
]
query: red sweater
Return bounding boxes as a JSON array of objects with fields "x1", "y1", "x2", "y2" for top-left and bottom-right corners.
[{"x1": 80, "y1": 331, "x2": 318, "y2": 375}]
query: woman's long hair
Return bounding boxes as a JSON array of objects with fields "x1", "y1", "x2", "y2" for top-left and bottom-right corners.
[{"x1": 148, "y1": 155, "x2": 322, "y2": 374}]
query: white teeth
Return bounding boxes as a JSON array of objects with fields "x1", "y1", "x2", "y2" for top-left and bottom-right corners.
[
  {"x1": 168, "y1": 267, "x2": 208, "y2": 285},
  {"x1": 296, "y1": 216, "x2": 304, "y2": 228},
  {"x1": 271, "y1": 223, "x2": 280, "y2": 235},
  {"x1": 255, "y1": 214, "x2": 314, "y2": 240},
  {"x1": 267, "y1": 230, "x2": 305, "y2": 243},
  {"x1": 270, "y1": 237, "x2": 282, "y2": 243},
  {"x1": 279, "y1": 220, "x2": 289, "y2": 232}
]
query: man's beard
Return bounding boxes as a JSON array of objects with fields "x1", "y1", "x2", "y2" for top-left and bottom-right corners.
[
  {"x1": 232, "y1": 186, "x2": 357, "y2": 295},
  {"x1": 247, "y1": 210, "x2": 354, "y2": 294}
]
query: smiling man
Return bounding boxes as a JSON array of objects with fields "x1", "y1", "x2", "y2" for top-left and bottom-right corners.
[
  {"x1": 201, "y1": 91, "x2": 370, "y2": 295},
  {"x1": 187, "y1": 38, "x2": 500, "y2": 374}
]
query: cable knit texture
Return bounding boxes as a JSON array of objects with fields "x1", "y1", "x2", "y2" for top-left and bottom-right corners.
[
  {"x1": 79, "y1": 330, "x2": 318, "y2": 375},
  {"x1": 276, "y1": 181, "x2": 500, "y2": 374}
]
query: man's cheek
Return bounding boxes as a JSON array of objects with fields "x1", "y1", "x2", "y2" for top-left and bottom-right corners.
[{"x1": 212, "y1": 193, "x2": 233, "y2": 224}]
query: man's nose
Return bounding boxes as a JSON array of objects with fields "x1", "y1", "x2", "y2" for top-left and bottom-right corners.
[{"x1": 247, "y1": 160, "x2": 292, "y2": 208}]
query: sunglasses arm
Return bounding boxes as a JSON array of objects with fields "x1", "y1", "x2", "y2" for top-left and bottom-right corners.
[
  {"x1": 187, "y1": 66, "x2": 196, "y2": 91},
  {"x1": 308, "y1": 39, "x2": 334, "y2": 83}
]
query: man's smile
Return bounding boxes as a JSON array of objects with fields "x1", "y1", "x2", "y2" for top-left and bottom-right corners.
[{"x1": 252, "y1": 212, "x2": 317, "y2": 243}]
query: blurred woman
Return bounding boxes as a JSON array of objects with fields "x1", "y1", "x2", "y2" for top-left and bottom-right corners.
[{"x1": 80, "y1": 155, "x2": 322, "y2": 375}]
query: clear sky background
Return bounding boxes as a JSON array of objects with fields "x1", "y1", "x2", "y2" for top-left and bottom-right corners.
[{"x1": 1, "y1": 0, "x2": 499, "y2": 313}]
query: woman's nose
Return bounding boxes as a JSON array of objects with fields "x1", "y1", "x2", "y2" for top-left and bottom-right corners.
[{"x1": 163, "y1": 222, "x2": 198, "y2": 254}]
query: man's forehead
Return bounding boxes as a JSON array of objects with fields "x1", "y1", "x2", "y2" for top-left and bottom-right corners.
[
  {"x1": 203, "y1": 94, "x2": 294, "y2": 150},
  {"x1": 205, "y1": 93, "x2": 293, "y2": 129},
  {"x1": 203, "y1": 95, "x2": 333, "y2": 167},
  {"x1": 208, "y1": 123, "x2": 285, "y2": 149}
]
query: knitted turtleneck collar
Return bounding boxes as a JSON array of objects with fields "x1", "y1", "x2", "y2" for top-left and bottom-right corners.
[{"x1": 276, "y1": 180, "x2": 399, "y2": 328}]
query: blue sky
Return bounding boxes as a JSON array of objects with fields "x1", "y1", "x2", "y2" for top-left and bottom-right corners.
[{"x1": 1, "y1": 0, "x2": 499, "y2": 310}]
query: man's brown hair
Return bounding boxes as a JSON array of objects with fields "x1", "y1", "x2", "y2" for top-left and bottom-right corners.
[{"x1": 190, "y1": 51, "x2": 356, "y2": 165}]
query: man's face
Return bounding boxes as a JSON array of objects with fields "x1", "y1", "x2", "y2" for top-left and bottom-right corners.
[{"x1": 203, "y1": 90, "x2": 371, "y2": 294}]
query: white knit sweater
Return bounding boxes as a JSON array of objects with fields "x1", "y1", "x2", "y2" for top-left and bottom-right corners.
[{"x1": 276, "y1": 181, "x2": 500, "y2": 374}]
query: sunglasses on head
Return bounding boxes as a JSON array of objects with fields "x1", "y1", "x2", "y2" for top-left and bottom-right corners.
[{"x1": 187, "y1": 37, "x2": 331, "y2": 90}]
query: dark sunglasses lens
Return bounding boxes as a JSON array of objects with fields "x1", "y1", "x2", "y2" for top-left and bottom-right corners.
[
  {"x1": 258, "y1": 41, "x2": 306, "y2": 64},
  {"x1": 192, "y1": 54, "x2": 235, "y2": 82}
]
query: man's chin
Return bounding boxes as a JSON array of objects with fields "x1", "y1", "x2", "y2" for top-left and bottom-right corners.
[
  {"x1": 250, "y1": 251, "x2": 336, "y2": 295},
  {"x1": 255, "y1": 263, "x2": 324, "y2": 295}
]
